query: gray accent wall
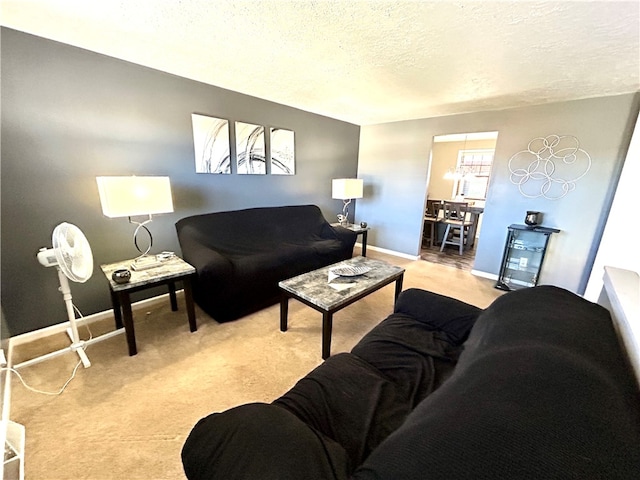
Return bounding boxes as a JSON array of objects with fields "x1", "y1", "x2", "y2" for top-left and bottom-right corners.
[
  {"x1": 1, "y1": 28, "x2": 360, "y2": 336},
  {"x1": 358, "y1": 94, "x2": 639, "y2": 293}
]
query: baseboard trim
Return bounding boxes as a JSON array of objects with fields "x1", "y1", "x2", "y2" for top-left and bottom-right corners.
[
  {"x1": 9, "y1": 292, "x2": 174, "y2": 348},
  {"x1": 366, "y1": 244, "x2": 420, "y2": 261},
  {"x1": 471, "y1": 269, "x2": 498, "y2": 281}
]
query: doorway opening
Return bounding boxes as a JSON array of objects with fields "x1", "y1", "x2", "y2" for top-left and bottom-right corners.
[{"x1": 421, "y1": 131, "x2": 498, "y2": 271}]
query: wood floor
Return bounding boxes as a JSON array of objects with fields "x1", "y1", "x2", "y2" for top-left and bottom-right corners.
[{"x1": 420, "y1": 239, "x2": 477, "y2": 271}]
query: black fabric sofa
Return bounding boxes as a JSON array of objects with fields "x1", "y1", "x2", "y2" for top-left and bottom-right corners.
[
  {"x1": 175, "y1": 205, "x2": 357, "y2": 322},
  {"x1": 182, "y1": 286, "x2": 640, "y2": 479}
]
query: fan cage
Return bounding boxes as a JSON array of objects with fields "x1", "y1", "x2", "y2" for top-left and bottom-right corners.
[{"x1": 52, "y1": 222, "x2": 93, "y2": 283}]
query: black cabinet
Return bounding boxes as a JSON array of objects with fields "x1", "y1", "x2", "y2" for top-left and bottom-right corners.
[{"x1": 495, "y1": 224, "x2": 560, "y2": 291}]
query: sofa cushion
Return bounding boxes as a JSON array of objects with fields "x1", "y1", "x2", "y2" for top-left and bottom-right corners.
[
  {"x1": 273, "y1": 353, "x2": 411, "y2": 470},
  {"x1": 310, "y1": 238, "x2": 352, "y2": 256},
  {"x1": 393, "y1": 288, "x2": 481, "y2": 344},
  {"x1": 181, "y1": 403, "x2": 349, "y2": 480},
  {"x1": 229, "y1": 245, "x2": 315, "y2": 280},
  {"x1": 351, "y1": 313, "x2": 463, "y2": 408},
  {"x1": 352, "y1": 286, "x2": 640, "y2": 480}
]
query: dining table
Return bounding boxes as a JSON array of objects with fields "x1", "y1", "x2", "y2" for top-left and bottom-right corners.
[
  {"x1": 465, "y1": 204, "x2": 484, "y2": 249},
  {"x1": 424, "y1": 201, "x2": 484, "y2": 250}
]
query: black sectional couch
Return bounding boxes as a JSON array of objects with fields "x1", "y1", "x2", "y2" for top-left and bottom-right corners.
[
  {"x1": 182, "y1": 286, "x2": 640, "y2": 479},
  {"x1": 175, "y1": 205, "x2": 357, "y2": 322}
]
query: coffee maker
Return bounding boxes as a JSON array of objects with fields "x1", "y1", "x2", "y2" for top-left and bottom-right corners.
[{"x1": 525, "y1": 211, "x2": 541, "y2": 226}]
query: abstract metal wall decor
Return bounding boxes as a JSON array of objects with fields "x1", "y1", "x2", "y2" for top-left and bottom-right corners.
[
  {"x1": 270, "y1": 128, "x2": 295, "y2": 175},
  {"x1": 191, "y1": 114, "x2": 231, "y2": 174},
  {"x1": 508, "y1": 135, "x2": 591, "y2": 200},
  {"x1": 235, "y1": 121, "x2": 266, "y2": 175}
]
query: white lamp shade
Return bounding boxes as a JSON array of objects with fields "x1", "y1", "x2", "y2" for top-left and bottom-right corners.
[
  {"x1": 332, "y1": 178, "x2": 363, "y2": 200},
  {"x1": 96, "y1": 176, "x2": 174, "y2": 218}
]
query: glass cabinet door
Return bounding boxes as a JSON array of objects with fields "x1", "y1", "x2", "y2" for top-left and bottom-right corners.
[{"x1": 496, "y1": 224, "x2": 559, "y2": 291}]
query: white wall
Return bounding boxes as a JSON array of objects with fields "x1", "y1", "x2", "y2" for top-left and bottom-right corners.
[
  {"x1": 358, "y1": 94, "x2": 640, "y2": 294},
  {"x1": 584, "y1": 112, "x2": 640, "y2": 301}
]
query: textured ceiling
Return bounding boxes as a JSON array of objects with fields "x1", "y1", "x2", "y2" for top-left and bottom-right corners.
[{"x1": 2, "y1": 0, "x2": 639, "y2": 125}]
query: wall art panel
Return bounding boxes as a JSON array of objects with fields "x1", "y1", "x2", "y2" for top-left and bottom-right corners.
[
  {"x1": 191, "y1": 113, "x2": 231, "y2": 174},
  {"x1": 270, "y1": 127, "x2": 295, "y2": 175},
  {"x1": 235, "y1": 121, "x2": 266, "y2": 174}
]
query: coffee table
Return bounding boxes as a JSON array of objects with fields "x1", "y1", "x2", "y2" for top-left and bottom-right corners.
[{"x1": 279, "y1": 256, "x2": 405, "y2": 359}]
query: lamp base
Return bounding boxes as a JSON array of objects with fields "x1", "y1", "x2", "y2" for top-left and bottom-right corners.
[{"x1": 131, "y1": 255, "x2": 164, "y2": 271}]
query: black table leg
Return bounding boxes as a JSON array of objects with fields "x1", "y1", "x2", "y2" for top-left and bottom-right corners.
[
  {"x1": 168, "y1": 281, "x2": 178, "y2": 311},
  {"x1": 280, "y1": 295, "x2": 289, "y2": 332},
  {"x1": 394, "y1": 274, "x2": 404, "y2": 303},
  {"x1": 110, "y1": 289, "x2": 123, "y2": 330},
  {"x1": 119, "y1": 292, "x2": 137, "y2": 356},
  {"x1": 361, "y1": 231, "x2": 368, "y2": 257},
  {"x1": 322, "y1": 311, "x2": 333, "y2": 359},
  {"x1": 183, "y1": 277, "x2": 197, "y2": 332}
]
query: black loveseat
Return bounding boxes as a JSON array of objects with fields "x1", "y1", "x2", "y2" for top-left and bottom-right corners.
[
  {"x1": 182, "y1": 286, "x2": 640, "y2": 479},
  {"x1": 175, "y1": 205, "x2": 357, "y2": 322}
]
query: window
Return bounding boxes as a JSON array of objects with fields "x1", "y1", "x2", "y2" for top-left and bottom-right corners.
[{"x1": 454, "y1": 149, "x2": 494, "y2": 200}]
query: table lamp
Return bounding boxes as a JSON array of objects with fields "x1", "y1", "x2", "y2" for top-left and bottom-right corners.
[
  {"x1": 332, "y1": 178, "x2": 363, "y2": 226},
  {"x1": 96, "y1": 176, "x2": 174, "y2": 270}
]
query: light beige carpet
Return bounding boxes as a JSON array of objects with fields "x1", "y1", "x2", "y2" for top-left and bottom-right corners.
[{"x1": 9, "y1": 251, "x2": 502, "y2": 479}]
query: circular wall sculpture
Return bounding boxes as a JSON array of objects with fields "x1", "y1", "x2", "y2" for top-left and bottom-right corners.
[{"x1": 508, "y1": 135, "x2": 591, "y2": 200}]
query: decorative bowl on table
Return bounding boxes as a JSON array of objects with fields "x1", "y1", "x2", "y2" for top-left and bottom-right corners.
[
  {"x1": 332, "y1": 266, "x2": 371, "y2": 277},
  {"x1": 112, "y1": 269, "x2": 131, "y2": 284}
]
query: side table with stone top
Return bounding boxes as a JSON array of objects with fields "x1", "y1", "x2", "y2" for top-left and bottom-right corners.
[
  {"x1": 100, "y1": 255, "x2": 197, "y2": 356},
  {"x1": 331, "y1": 223, "x2": 370, "y2": 256}
]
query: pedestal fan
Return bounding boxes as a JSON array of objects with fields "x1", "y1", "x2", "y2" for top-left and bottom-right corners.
[{"x1": 25, "y1": 222, "x2": 95, "y2": 368}]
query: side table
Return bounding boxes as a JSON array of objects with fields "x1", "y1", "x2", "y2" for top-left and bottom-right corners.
[
  {"x1": 331, "y1": 223, "x2": 370, "y2": 256},
  {"x1": 100, "y1": 256, "x2": 197, "y2": 356}
]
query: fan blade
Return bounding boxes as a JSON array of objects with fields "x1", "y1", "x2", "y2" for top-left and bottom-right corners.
[{"x1": 51, "y1": 222, "x2": 94, "y2": 283}]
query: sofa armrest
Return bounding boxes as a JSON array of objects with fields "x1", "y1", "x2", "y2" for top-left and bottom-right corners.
[
  {"x1": 324, "y1": 224, "x2": 358, "y2": 246},
  {"x1": 182, "y1": 403, "x2": 350, "y2": 480},
  {"x1": 178, "y1": 236, "x2": 234, "y2": 280},
  {"x1": 394, "y1": 288, "x2": 481, "y2": 344}
]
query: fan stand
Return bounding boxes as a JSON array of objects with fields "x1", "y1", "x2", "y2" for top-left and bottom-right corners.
[
  {"x1": 13, "y1": 269, "x2": 90, "y2": 370},
  {"x1": 56, "y1": 268, "x2": 91, "y2": 368}
]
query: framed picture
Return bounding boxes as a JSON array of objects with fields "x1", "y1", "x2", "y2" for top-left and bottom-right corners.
[
  {"x1": 270, "y1": 128, "x2": 295, "y2": 175},
  {"x1": 191, "y1": 114, "x2": 231, "y2": 174},
  {"x1": 235, "y1": 122, "x2": 266, "y2": 174}
]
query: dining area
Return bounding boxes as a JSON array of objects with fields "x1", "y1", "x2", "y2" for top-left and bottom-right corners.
[
  {"x1": 422, "y1": 199, "x2": 485, "y2": 256},
  {"x1": 420, "y1": 132, "x2": 496, "y2": 270}
]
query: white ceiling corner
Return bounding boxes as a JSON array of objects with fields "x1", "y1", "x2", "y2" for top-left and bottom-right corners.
[{"x1": 1, "y1": 0, "x2": 639, "y2": 125}]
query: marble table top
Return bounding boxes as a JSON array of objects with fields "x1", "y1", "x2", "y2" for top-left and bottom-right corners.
[
  {"x1": 100, "y1": 255, "x2": 195, "y2": 291},
  {"x1": 330, "y1": 222, "x2": 370, "y2": 233},
  {"x1": 279, "y1": 256, "x2": 404, "y2": 311}
]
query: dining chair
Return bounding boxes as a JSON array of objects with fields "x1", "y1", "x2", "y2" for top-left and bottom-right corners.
[
  {"x1": 439, "y1": 201, "x2": 473, "y2": 255},
  {"x1": 422, "y1": 199, "x2": 442, "y2": 248}
]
